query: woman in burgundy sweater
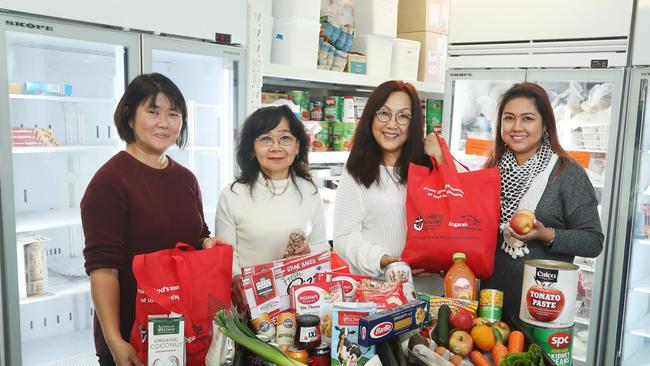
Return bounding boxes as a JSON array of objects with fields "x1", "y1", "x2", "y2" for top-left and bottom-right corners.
[{"x1": 81, "y1": 73, "x2": 221, "y2": 366}]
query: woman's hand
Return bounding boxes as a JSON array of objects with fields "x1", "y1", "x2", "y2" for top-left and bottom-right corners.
[
  {"x1": 506, "y1": 220, "x2": 554, "y2": 244},
  {"x1": 424, "y1": 133, "x2": 446, "y2": 165},
  {"x1": 380, "y1": 255, "x2": 400, "y2": 269},
  {"x1": 107, "y1": 338, "x2": 143, "y2": 366},
  {"x1": 202, "y1": 236, "x2": 229, "y2": 249},
  {"x1": 411, "y1": 269, "x2": 434, "y2": 277},
  {"x1": 231, "y1": 275, "x2": 247, "y2": 311}
]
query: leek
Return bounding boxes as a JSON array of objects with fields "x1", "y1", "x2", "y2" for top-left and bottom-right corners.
[{"x1": 214, "y1": 310, "x2": 307, "y2": 366}]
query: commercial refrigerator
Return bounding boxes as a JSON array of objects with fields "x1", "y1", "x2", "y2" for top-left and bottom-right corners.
[
  {"x1": 0, "y1": 13, "x2": 245, "y2": 366},
  {"x1": 605, "y1": 67, "x2": 650, "y2": 366},
  {"x1": 442, "y1": 67, "x2": 626, "y2": 365}
]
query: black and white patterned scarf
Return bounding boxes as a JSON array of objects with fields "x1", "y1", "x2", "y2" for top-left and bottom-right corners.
[{"x1": 498, "y1": 139, "x2": 554, "y2": 226}]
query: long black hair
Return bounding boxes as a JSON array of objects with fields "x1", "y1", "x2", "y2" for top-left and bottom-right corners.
[
  {"x1": 346, "y1": 80, "x2": 431, "y2": 187},
  {"x1": 233, "y1": 105, "x2": 316, "y2": 198}
]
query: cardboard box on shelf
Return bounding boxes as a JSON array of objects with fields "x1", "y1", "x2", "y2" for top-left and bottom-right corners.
[
  {"x1": 397, "y1": 31, "x2": 447, "y2": 84},
  {"x1": 397, "y1": 0, "x2": 450, "y2": 34},
  {"x1": 346, "y1": 52, "x2": 367, "y2": 74}
]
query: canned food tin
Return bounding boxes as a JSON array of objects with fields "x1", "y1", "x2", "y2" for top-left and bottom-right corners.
[
  {"x1": 324, "y1": 96, "x2": 343, "y2": 122},
  {"x1": 276, "y1": 312, "x2": 296, "y2": 346},
  {"x1": 342, "y1": 96, "x2": 355, "y2": 122},
  {"x1": 479, "y1": 289, "x2": 504, "y2": 322},
  {"x1": 287, "y1": 91, "x2": 310, "y2": 121},
  {"x1": 520, "y1": 259, "x2": 578, "y2": 328},
  {"x1": 311, "y1": 100, "x2": 323, "y2": 121},
  {"x1": 426, "y1": 99, "x2": 443, "y2": 135},
  {"x1": 312, "y1": 121, "x2": 330, "y2": 151},
  {"x1": 521, "y1": 322, "x2": 574, "y2": 366},
  {"x1": 250, "y1": 313, "x2": 276, "y2": 339},
  {"x1": 385, "y1": 261, "x2": 416, "y2": 301},
  {"x1": 330, "y1": 122, "x2": 355, "y2": 151}
]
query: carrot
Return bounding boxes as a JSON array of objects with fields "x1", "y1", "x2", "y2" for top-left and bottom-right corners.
[
  {"x1": 508, "y1": 331, "x2": 525, "y2": 353},
  {"x1": 470, "y1": 351, "x2": 490, "y2": 366},
  {"x1": 492, "y1": 343, "x2": 508, "y2": 366}
]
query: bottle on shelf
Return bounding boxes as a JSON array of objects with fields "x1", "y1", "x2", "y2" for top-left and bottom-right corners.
[{"x1": 444, "y1": 252, "x2": 477, "y2": 301}]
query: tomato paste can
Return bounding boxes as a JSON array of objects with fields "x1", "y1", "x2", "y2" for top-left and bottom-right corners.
[
  {"x1": 287, "y1": 90, "x2": 310, "y2": 121},
  {"x1": 521, "y1": 322, "x2": 574, "y2": 366},
  {"x1": 479, "y1": 289, "x2": 503, "y2": 322},
  {"x1": 384, "y1": 261, "x2": 416, "y2": 301},
  {"x1": 324, "y1": 96, "x2": 343, "y2": 122},
  {"x1": 520, "y1": 259, "x2": 578, "y2": 328}
]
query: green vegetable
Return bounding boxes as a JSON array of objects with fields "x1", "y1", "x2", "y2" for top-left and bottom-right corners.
[
  {"x1": 499, "y1": 344, "x2": 545, "y2": 366},
  {"x1": 214, "y1": 310, "x2": 306, "y2": 366},
  {"x1": 430, "y1": 325, "x2": 440, "y2": 345},
  {"x1": 437, "y1": 305, "x2": 450, "y2": 347}
]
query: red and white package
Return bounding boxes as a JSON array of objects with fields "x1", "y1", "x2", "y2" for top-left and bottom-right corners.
[
  {"x1": 240, "y1": 253, "x2": 314, "y2": 277},
  {"x1": 290, "y1": 281, "x2": 344, "y2": 339},
  {"x1": 272, "y1": 251, "x2": 331, "y2": 311},
  {"x1": 354, "y1": 279, "x2": 408, "y2": 312},
  {"x1": 315, "y1": 272, "x2": 372, "y2": 302},
  {"x1": 241, "y1": 269, "x2": 282, "y2": 321}
]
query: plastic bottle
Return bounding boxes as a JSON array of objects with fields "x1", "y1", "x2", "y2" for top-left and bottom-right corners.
[{"x1": 444, "y1": 252, "x2": 477, "y2": 301}]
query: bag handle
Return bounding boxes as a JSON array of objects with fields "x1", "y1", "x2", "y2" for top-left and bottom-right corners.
[{"x1": 432, "y1": 133, "x2": 471, "y2": 173}]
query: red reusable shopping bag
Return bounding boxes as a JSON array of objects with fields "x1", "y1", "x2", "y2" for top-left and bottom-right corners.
[
  {"x1": 130, "y1": 242, "x2": 233, "y2": 365},
  {"x1": 401, "y1": 134, "x2": 500, "y2": 279}
]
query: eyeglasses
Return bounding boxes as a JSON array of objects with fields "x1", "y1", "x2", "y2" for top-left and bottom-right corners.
[
  {"x1": 255, "y1": 134, "x2": 297, "y2": 147},
  {"x1": 375, "y1": 108, "x2": 412, "y2": 125}
]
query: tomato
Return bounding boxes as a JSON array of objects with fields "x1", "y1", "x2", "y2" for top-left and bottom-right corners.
[{"x1": 526, "y1": 284, "x2": 565, "y2": 322}]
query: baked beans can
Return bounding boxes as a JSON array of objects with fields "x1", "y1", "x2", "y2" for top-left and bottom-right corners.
[
  {"x1": 521, "y1": 322, "x2": 574, "y2": 366},
  {"x1": 384, "y1": 261, "x2": 416, "y2": 301},
  {"x1": 519, "y1": 259, "x2": 578, "y2": 328},
  {"x1": 479, "y1": 289, "x2": 503, "y2": 322}
]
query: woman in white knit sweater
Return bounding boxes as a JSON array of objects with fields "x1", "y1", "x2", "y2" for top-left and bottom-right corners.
[
  {"x1": 211, "y1": 105, "x2": 329, "y2": 308},
  {"x1": 334, "y1": 80, "x2": 446, "y2": 295}
]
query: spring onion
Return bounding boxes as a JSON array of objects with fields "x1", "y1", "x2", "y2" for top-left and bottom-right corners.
[{"x1": 214, "y1": 310, "x2": 307, "y2": 366}]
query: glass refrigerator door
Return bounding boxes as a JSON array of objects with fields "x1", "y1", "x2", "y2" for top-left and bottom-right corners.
[
  {"x1": 0, "y1": 15, "x2": 139, "y2": 365},
  {"x1": 618, "y1": 69, "x2": 650, "y2": 365},
  {"x1": 442, "y1": 69, "x2": 526, "y2": 170},
  {"x1": 526, "y1": 69, "x2": 625, "y2": 365},
  {"x1": 142, "y1": 35, "x2": 244, "y2": 234}
]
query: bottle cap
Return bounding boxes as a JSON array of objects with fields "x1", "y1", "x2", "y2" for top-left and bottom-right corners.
[{"x1": 452, "y1": 252, "x2": 466, "y2": 261}]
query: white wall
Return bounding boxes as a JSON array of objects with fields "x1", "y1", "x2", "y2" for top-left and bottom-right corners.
[
  {"x1": 632, "y1": 0, "x2": 650, "y2": 66},
  {"x1": 0, "y1": 0, "x2": 247, "y2": 44}
]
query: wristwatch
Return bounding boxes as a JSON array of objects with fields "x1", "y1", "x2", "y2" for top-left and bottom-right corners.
[{"x1": 546, "y1": 228, "x2": 556, "y2": 246}]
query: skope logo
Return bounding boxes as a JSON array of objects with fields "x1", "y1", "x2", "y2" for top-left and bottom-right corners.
[
  {"x1": 5, "y1": 20, "x2": 54, "y2": 31},
  {"x1": 370, "y1": 322, "x2": 393, "y2": 338},
  {"x1": 548, "y1": 331, "x2": 571, "y2": 349}
]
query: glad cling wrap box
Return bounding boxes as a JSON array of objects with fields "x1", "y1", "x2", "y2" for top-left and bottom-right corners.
[
  {"x1": 315, "y1": 272, "x2": 372, "y2": 302},
  {"x1": 331, "y1": 302, "x2": 377, "y2": 366},
  {"x1": 290, "y1": 281, "x2": 345, "y2": 340},
  {"x1": 272, "y1": 251, "x2": 331, "y2": 311}
]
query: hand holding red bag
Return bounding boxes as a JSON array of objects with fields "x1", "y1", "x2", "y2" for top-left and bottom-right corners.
[
  {"x1": 401, "y1": 134, "x2": 500, "y2": 279},
  {"x1": 130, "y1": 242, "x2": 233, "y2": 365}
]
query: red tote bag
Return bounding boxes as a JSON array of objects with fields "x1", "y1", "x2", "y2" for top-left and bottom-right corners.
[
  {"x1": 130, "y1": 242, "x2": 233, "y2": 365},
  {"x1": 401, "y1": 135, "x2": 501, "y2": 279}
]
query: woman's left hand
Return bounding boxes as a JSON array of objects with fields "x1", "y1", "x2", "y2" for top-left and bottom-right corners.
[
  {"x1": 411, "y1": 268, "x2": 434, "y2": 277},
  {"x1": 506, "y1": 220, "x2": 553, "y2": 243},
  {"x1": 292, "y1": 242, "x2": 311, "y2": 256},
  {"x1": 202, "y1": 236, "x2": 229, "y2": 249}
]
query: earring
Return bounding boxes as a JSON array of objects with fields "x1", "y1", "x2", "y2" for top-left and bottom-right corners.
[{"x1": 543, "y1": 129, "x2": 550, "y2": 140}]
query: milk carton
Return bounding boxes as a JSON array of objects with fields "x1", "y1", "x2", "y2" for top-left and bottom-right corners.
[
  {"x1": 331, "y1": 302, "x2": 376, "y2": 366},
  {"x1": 148, "y1": 315, "x2": 185, "y2": 366}
]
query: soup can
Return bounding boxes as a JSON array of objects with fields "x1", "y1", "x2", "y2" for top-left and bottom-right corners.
[
  {"x1": 519, "y1": 259, "x2": 578, "y2": 328},
  {"x1": 521, "y1": 322, "x2": 574, "y2": 366}
]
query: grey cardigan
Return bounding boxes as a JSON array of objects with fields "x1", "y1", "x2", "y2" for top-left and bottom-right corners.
[{"x1": 481, "y1": 158, "x2": 604, "y2": 317}]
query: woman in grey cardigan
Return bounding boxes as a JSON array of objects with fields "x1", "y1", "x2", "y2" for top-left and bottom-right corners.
[{"x1": 479, "y1": 82, "x2": 604, "y2": 317}]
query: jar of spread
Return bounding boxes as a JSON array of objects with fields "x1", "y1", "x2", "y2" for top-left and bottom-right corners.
[
  {"x1": 308, "y1": 342, "x2": 330, "y2": 366},
  {"x1": 286, "y1": 346, "x2": 309, "y2": 364},
  {"x1": 294, "y1": 314, "x2": 321, "y2": 350}
]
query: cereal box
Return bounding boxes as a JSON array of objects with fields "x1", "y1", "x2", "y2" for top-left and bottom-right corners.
[
  {"x1": 331, "y1": 302, "x2": 377, "y2": 366},
  {"x1": 290, "y1": 281, "x2": 345, "y2": 340},
  {"x1": 315, "y1": 272, "x2": 372, "y2": 302},
  {"x1": 147, "y1": 314, "x2": 185, "y2": 366},
  {"x1": 357, "y1": 300, "x2": 428, "y2": 347}
]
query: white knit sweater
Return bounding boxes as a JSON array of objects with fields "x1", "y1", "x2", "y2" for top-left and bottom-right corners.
[
  {"x1": 333, "y1": 166, "x2": 443, "y2": 295},
  {"x1": 216, "y1": 175, "x2": 330, "y2": 277}
]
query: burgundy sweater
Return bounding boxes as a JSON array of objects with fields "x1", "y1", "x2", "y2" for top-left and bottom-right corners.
[{"x1": 81, "y1": 151, "x2": 209, "y2": 356}]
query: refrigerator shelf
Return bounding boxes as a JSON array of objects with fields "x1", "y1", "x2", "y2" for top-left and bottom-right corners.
[
  {"x1": 309, "y1": 151, "x2": 350, "y2": 164},
  {"x1": 635, "y1": 238, "x2": 650, "y2": 246},
  {"x1": 629, "y1": 313, "x2": 650, "y2": 338},
  {"x1": 575, "y1": 316, "x2": 590, "y2": 325},
  {"x1": 20, "y1": 276, "x2": 89, "y2": 305},
  {"x1": 622, "y1": 345, "x2": 650, "y2": 366},
  {"x1": 22, "y1": 328, "x2": 94, "y2": 366},
  {"x1": 16, "y1": 207, "x2": 81, "y2": 233},
  {"x1": 12, "y1": 145, "x2": 117, "y2": 154},
  {"x1": 9, "y1": 93, "x2": 117, "y2": 104},
  {"x1": 631, "y1": 276, "x2": 650, "y2": 294}
]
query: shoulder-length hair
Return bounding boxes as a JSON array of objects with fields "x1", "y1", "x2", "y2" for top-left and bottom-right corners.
[
  {"x1": 114, "y1": 73, "x2": 188, "y2": 148},
  {"x1": 233, "y1": 105, "x2": 316, "y2": 198},
  {"x1": 484, "y1": 82, "x2": 572, "y2": 176},
  {"x1": 346, "y1": 80, "x2": 431, "y2": 188}
]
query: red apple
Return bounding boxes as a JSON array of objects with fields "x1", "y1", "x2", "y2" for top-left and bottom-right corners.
[
  {"x1": 526, "y1": 284, "x2": 565, "y2": 322},
  {"x1": 491, "y1": 321, "x2": 511, "y2": 342},
  {"x1": 472, "y1": 317, "x2": 491, "y2": 327},
  {"x1": 510, "y1": 210, "x2": 536, "y2": 235},
  {"x1": 448, "y1": 330, "x2": 474, "y2": 357},
  {"x1": 449, "y1": 307, "x2": 474, "y2": 331}
]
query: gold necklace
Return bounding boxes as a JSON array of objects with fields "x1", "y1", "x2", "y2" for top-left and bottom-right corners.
[{"x1": 265, "y1": 178, "x2": 289, "y2": 197}]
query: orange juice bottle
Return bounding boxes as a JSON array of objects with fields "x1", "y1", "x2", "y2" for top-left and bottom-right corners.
[{"x1": 444, "y1": 252, "x2": 477, "y2": 300}]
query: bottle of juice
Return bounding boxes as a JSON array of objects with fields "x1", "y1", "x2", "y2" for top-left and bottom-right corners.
[{"x1": 444, "y1": 252, "x2": 477, "y2": 301}]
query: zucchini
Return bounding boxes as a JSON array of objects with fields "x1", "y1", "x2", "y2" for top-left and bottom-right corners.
[{"x1": 437, "y1": 305, "x2": 451, "y2": 347}]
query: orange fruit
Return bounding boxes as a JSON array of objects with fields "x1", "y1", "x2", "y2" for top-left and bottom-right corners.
[{"x1": 470, "y1": 324, "x2": 496, "y2": 352}]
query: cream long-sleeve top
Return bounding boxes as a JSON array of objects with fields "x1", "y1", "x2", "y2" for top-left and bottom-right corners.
[
  {"x1": 216, "y1": 175, "x2": 330, "y2": 277},
  {"x1": 333, "y1": 166, "x2": 443, "y2": 295}
]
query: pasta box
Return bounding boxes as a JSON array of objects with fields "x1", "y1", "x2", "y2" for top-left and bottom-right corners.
[{"x1": 357, "y1": 299, "x2": 428, "y2": 347}]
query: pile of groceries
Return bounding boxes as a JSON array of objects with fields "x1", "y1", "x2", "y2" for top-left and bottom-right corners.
[{"x1": 210, "y1": 250, "x2": 578, "y2": 366}]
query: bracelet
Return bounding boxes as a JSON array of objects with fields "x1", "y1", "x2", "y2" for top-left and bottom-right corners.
[
  {"x1": 200, "y1": 237, "x2": 209, "y2": 249},
  {"x1": 546, "y1": 228, "x2": 556, "y2": 246}
]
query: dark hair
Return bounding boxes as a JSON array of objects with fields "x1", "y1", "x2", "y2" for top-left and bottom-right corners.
[
  {"x1": 484, "y1": 82, "x2": 572, "y2": 176},
  {"x1": 346, "y1": 80, "x2": 431, "y2": 187},
  {"x1": 233, "y1": 105, "x2": 316, "y2": 198},
  {"x1": 114, "y1": 73, "x2": 188, "y2": 148}
]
